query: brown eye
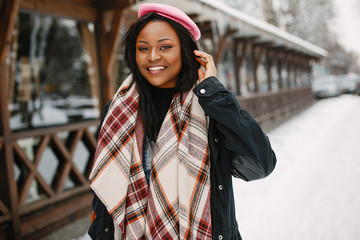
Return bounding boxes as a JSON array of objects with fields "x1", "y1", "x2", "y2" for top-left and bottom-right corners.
[{"x1": 160, "y1": 45, "x2": 172, "y2": 50}]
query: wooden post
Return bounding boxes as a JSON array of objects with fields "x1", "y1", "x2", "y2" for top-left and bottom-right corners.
[
  {"x1": 233, "y1": 38, "x2": 256, "y2": 95},
  {"x1": 293, "y1": 55, "x2": 301, "y2": 87},
  {"x1": 233, "y1": 40, "x2": 244, "y2": 95},
  {"x1": 275, "y1": 49, "x2": 286, "y2": 89},
  {"x1": 285, "y1": 51, "x2": 294, "y2": 88},
  {"x1": 0, "y1": 0, "x2": 22, "y2": 239},
  {"x1": 300, "y1": 55, "x2": 312, "y2": 86},
  {"x1": 0, "y1": 66, "x2": 21, "y2": 240},
  {"x1": 266, "y1": 48, "x2": 275, "y2": 91},
  {"x1": 301, "y1": 56, "x2": 309, "y2": 85},
  {"x1": 80, "y1": 23, "x2": 101, "y2": 105},
  {"x1": 251, "y1": 43, "x2": 267, "y2": 92},
  {"x1": 214, "y1": 28, "x2": 237, "y2": 65},
  {"x1": 306, "y1": 57, "x2": 314, "y2": 84},
  {"x1": 96, "y1": 10, "x2": 124, "y2": 106},
  {"x1": 0, "y1": 0, "x2": 21, "y2": 64}
]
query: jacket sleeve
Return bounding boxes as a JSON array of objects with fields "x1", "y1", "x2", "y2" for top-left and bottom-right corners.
[
  {"x1": 193, "y1": 77, "x2": 276, "y2": 181},
  {"x1": 88, "y1": 190, "x2": 114, "y2": 240}
]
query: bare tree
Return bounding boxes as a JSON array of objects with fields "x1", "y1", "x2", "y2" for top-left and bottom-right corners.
[
  {"x1": 273, "y1": 0, "x2": 335, "y2": 49},
  {"x1": 270, "y1": 0, "x2": 359, "y2": 74},
  {"x1": 325, "y1": 43, "x2": 353, "y2": 74},
  {"x1": 263, "y1": 0, "x2": 279, "y2": 26}
]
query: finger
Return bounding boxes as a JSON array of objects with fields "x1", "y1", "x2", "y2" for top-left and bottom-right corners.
[
  {"x1": 194, "y1": 50, "x2": 214, "y2": 65},
  {"x1": 198, "y1": 68, "x2": 205, "y2": 82},
  {"x1": 195, "y1": 56, "x2": 207, "y2": 67},
  {"x1": 194, "y1": 50, "x2": 217, "y2": 79}
]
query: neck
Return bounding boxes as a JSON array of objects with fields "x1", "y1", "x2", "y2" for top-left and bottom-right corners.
[
  {"x1": 149, "y1": 85, "x2": 178, "y2": 137},
  {"x1": 149, "y1": 84, "x2": 178, "y2": 100}
]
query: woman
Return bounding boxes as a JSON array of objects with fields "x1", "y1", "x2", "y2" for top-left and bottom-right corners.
[{"x1": 88, "y1": 3, "x2": 276, "y2": 240}]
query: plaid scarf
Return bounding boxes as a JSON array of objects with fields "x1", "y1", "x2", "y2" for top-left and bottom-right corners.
[{"x1": 89, "y1": 75, "x2": 212, "y2": 239}]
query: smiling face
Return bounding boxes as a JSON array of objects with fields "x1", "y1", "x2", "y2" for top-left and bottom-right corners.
[{"x1": 135, "y1": 20, "x2": 182, "y2": 88}]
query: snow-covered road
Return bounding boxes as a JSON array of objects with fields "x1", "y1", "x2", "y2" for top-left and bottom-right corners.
[{"x1": 234, "y1": 94, "x2": 360, "y2": 240}]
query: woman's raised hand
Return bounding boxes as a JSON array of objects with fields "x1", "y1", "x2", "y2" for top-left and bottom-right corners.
[{"x1": 194, "y1": 50, "x2": 217, "y2": 82}]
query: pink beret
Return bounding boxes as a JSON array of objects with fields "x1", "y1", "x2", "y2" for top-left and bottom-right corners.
[{"x1": 138, "y1": 3, "x2": 201, "y2": 41}]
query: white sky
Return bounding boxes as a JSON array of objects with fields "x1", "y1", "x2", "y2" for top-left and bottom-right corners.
[{"x1": 332, "y1": 0, "x2": 360, "y2": 56}]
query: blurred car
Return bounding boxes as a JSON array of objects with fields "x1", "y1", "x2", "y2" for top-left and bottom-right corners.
[
  {"x1": 337, "y1": 73, "x2": 360, "y2": 94},
  {"x1": 356, "y1": 81, "x2": 360, "y2": 96},
  {"x1": 311, "y1": 75, "x2": 341, "y2": 99}
]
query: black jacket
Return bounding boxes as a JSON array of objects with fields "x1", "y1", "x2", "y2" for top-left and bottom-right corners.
[{"x1": 88, "y1": 77, "x2": 277, "y2": 240}]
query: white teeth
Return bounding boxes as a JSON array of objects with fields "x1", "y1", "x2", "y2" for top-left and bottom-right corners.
[{"x1": 148, "y1": 66, "x2": 165, "y2": 71}]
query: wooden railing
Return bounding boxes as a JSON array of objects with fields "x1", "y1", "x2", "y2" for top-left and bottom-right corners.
[
  {"x1": 239, "y1": 86, "x2": 314, "y2": 124},
  {"x1": 0, "y1": 120, "x2": 99, "y2": 239}
]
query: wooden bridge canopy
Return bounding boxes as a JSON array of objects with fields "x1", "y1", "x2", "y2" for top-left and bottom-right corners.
[{"x1": 0, "y1": 0, "x2": 327, "y2": 239}]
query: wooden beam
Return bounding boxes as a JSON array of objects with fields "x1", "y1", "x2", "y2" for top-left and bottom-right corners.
[
  {"x1": 197, "y1": 20, "x2": 212, "y2": 34},
  {"x1": 0, "y1": 0, "x2": 21, "y2": 65},
  {"x1": 233, "y1": 37, "x2": 258, "y2": 94},
  {"x1": 253, "y1": 41, "x2": 273, "y2": 48},
  {"x1": 188, "y1": 13, "x2": 200, "y2": 21},
  {"x1": 214, "y1": 28, "x2": 238, "y2": 65},
  {"x1": 80, "y1": 23, "x2": 101, "y2": 103},
  {"x1": 51, "y1": 134, "x2": 87, "y2": 193},
  {"x1": 233, "y1": 39, "x2": 252, "y2": 95},
  {"x1": 20, "y1": 192, "x2": 92, "y2": 239},
  {"x1": 268, "y1": 45, "x2": 286, "y2": 51},
  {"x1": 19, "y1": 185, "x2": 89, "y2": 215},
  {"x1": 97, "y1": 10, "x2": 124, "y2": 104},
  {"x1": 0, "y1": 4, "x2": 22, "y2": 227},
  {"x1": 297, "y1": 55, "x2": 312, "y2": 85},
  {"x1": 92, "y1": 0, "x2": 130, "y2": 11},
  {"x1": 20, "y1": 0, "x2": 97, "y2": 22},
  {"x1": 277, "y1": 56, "x2": 284, "y2": 89},
  {"x1": 18, "y1": 136, "x2": 51, "y2": 205},
  {"x1": 234, "y1": 36, "x2": 258, "y2": 42},
  {"x1": 285, "y1": 52, "x2": 295, "y2": 87},
  {"x1": 13, "y1": 143, "x2": 55, "y2": 198},
  {"x1": 266, "y1": 49, "x2": 275, "y2": 91},
  {"x1": 251, "y1": 44, "x2": 267, "y2": 92},
  {"x1": 82, "y1": 128, "x2": 97, "y2": 177},
  {"x1": 0, "y1": 143, "x2": 20, "y2": 240},
  {"x1": 255, "y1": 42, "x2": 274, "y2": 91},
  {"x1": 233, "y1": 41, "x2": 242, "y2": 95},
  {"x1": 0, "y1": 200, "x2": 10, "y2": 216}
]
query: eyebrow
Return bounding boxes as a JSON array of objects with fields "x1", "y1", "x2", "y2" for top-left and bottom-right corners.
[{"x1": 137, "y1": 38, "x2": 175, "y2": 44}]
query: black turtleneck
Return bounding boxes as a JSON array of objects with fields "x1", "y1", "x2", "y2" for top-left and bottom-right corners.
[{"x1": 149, "y1": 84, "x2": 178, "y2": 135}]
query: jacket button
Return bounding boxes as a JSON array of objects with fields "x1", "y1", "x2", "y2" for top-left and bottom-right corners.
[
  {"x1": 218, "y1": 185, "x2": 223, "y2": 190},
  {"x1": 218, "y1": 235, "x2": 223, "y2": 240},
  {"x1": 214, "y1": 138, "x2": 219, "y2": 143},
  {"x1": 104, "y1": 228, "x2": 109, "y2": 232},
  {"x1": 200, "y1": 88, "x2": 206, "y2": 94}
]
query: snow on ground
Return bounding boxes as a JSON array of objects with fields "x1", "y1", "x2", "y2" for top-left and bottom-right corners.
[{"x1": 234, "y1": 94, "x2": 360, "y2": 240}]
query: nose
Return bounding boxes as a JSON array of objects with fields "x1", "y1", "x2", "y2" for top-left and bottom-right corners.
[{"x1": 147, "y1": 48, "x2": 161, "y2": 62}]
